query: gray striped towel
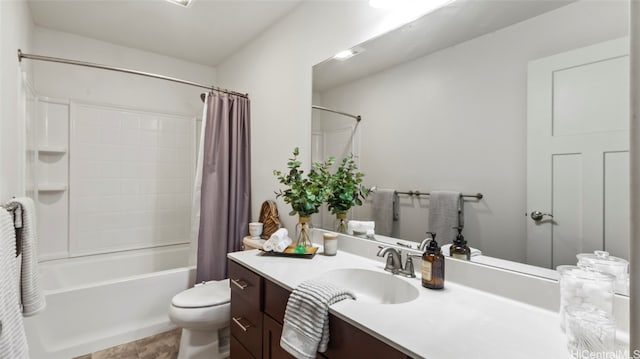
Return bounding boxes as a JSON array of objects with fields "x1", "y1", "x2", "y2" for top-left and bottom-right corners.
[
  {"x1": 280, "y1": 280, "x2": 354, "y2": 359},
  {"x1": 0, "y1": 211, "x2": 29, "y2": 358},
  {"x1": 9, "y1": 197, "x2": 46, "y2": 316}
]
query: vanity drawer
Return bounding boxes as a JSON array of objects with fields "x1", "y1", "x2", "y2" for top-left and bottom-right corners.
[
  {"x1": 229, "y1": 260, "x2": 263, "y2": 310},
  {"x1": 231, "y1": 295, "x2": 263, "y2": 359},
  {"x1": 264, "y1": 278, "x2": 291, "y2": 323},
  {"x1": 231, "y1": 334, "x2": 256, "y2": 359}
]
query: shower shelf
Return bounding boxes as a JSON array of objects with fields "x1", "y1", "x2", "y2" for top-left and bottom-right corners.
[
  {"x1": 37, "y1": 184, "x2": 68, "y2": 192},
  {"x1": 38, "y1": 146, "x2": 67, "y2": 154}
]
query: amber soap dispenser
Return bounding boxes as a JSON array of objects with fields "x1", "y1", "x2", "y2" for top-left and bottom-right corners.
[
  {"x1": 450, "y1": 226, "x2": 471, "y2": 260},
  {"x1": 422, "y1": 233, "x2": 444, "y2": 289}
]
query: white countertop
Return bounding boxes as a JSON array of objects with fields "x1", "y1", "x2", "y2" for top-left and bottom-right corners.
[{"x1": 228, "y1": 248, "x2": 570, "y2": 359}]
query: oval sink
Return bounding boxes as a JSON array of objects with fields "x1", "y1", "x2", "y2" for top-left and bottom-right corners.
[{"x1": 316, "y1": 268, "x2": 419, "y2": 304}]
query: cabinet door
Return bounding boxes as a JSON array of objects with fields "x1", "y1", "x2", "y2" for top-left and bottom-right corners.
[
  {"x1": 263, "y1": 314, "x2": 295, "y2": 359},
  {"x1": 323, "y1": 316, "x2": 407, "y2": 359}
]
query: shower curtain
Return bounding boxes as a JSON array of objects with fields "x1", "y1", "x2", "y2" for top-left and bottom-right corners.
[{"x1": 195, "y1": 91, "x2": 251, "y2": 282}]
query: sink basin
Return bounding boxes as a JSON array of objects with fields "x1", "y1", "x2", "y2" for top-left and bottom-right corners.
[{"x1": 315, "y1": 268, "x2": 419, "y2": 304}]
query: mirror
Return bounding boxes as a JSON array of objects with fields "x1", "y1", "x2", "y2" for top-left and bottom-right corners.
[{"x1": 311, "y1": 0, "x2": 630, "y2": 290}]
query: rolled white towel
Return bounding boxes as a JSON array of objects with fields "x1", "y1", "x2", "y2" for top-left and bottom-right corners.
[
  {"x1": 274, "y1": 236, "x2": 293, "y2": 252},
  {"x1": 270, "y1": 228, "x2": 288, "y2": 241},
  {"x1": 347, "y1": 220, "x2": 375, "y2": 235}
]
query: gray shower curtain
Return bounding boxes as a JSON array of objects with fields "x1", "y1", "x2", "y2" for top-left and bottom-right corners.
[{"x1": 196, "y1": 91, "x2": 251, "y2": 282}]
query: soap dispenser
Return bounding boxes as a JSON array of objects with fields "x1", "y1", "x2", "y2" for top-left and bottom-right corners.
[
  {"x1": 450, "y1": 226, "x2": 471, "y2": 260},
  {"x1": 422, "y1": 232, "x2": 444, "y2": 289}
]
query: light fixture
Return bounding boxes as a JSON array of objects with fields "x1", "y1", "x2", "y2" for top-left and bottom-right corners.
[
  {"x1": 165, "y1": 0, "x2": 193, "y2": 7},
  {"x1": 333, "y1": 47, "x2": 365, "y2": 61}
]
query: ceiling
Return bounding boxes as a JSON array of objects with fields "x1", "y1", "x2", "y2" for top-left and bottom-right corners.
[
  {"x1": 27, "y1": 0, "x2": 304, "y2": 66},
  {"x1": 313, "y1": 0, "x2": 573, "y2": 91}
]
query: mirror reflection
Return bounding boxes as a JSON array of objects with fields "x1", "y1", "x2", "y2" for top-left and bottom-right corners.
[{"x1": 311, "y1": 0, "x2": 630, "y2": 283}]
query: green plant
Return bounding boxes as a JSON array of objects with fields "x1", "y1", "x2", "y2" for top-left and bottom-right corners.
[
  {"x1": 327, "y1": 155, "x2": 369, "y2": 215},
  {"x1": 273, "y1": 147, "x2": 334, "y2": 217}
]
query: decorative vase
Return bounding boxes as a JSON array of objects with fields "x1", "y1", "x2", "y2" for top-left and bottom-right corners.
[
  {"x1": 295, "y1": 216, "x2": 313, "y2": 253},
  {"x1": 334, "y1": 212, "x2": 348, "y2": 234}
]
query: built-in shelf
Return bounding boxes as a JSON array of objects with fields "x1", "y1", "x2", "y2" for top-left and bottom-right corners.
[
  {"x1": 38, "y1": 146, "x2": 67, "y2": 154},
  {"x1": 38, "y1": 184, "x2": 68, "y2": 192}
]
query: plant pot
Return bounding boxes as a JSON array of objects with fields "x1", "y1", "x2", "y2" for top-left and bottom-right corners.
[
  {"x1": 334, "y1": 212, "x2": 348, "y2": 234},
  {"x1": 295, "y1": 216, "x2": 313, "y2": 253}
]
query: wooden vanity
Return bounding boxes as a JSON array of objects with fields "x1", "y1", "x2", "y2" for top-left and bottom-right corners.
[{"x1": 228, "y1": 260, "x2": 409, "y2": 359}]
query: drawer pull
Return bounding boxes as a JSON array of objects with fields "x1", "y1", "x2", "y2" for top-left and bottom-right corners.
[
  {"x1": 232, "y1": 316, "x2": 252, "y2": 332},
  {"x1": 231, "y1": 278, "x2": 248, "y2": 290}
]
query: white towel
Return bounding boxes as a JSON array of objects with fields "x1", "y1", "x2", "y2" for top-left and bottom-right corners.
[
  {"x1": 428, "y1": 191, "x2": 463, "y2": 244},
  {"x1": 263, "y1": 228, "x2": 292, "y2": 252},
  {"x1": 347, "y1": 220, "x2": 375, "y2": 235},
  {"x1": 372, "y1": 189, "x2": 397, "y2": 236},
  {"x1": 9, "y1": 197, "x2": 46, "y2": 316},
  {"x1": 280, "y1": 280, "x2": 354, "y2": 359},
  {"x1": 441, "y1": 244, "x2": 481, "y2": 257},
  {"x1": 0, "y1": 211, "x2": 29, "y2": 359}
]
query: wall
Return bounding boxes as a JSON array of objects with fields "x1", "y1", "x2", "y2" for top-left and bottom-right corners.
[
  {"x1": 31, "y1": 28, "x2": 215, "y2": 262},
  {"x1": 32, "y1": 27, "x2": 215, "y2": 117},
  {"x1": 316, "y1": 1, "x2": 628, "y2": 262},
  {"x1": 216, "y1": 1, "x2": 428, "y2": 231},
  {"x1": 0, "y1": 0, "x2": 34, "y2": 201}
]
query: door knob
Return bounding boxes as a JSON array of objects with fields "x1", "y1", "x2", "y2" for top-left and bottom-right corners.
[{"x1": 530, "y1": 211, "x2": 553, "y2": 221}]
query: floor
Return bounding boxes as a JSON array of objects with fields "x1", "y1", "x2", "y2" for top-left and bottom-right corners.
[{"x1": 72, "y1": 329, "x2": 181, "y2": 359}]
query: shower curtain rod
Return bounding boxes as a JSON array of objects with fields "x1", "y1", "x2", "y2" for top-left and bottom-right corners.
[
  {"x1": 312, "y1": 105, "x2": 361, "y2": 122},
  {"x1": 17, "y1": 49, "x2": 249, "y2": 99}
]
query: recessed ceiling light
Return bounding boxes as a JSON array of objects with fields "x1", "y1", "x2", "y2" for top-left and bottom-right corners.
[
  {"x1": 333, "y1": 47, "x2": 365, "y2": 61},
  {"x1": 165, "y1": 0, "x2": 193, "y2": 8}
]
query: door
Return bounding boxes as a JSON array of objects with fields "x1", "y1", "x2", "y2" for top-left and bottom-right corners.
[{"x1": 526, "y1": 37, "x2": 630, "y2": 268}]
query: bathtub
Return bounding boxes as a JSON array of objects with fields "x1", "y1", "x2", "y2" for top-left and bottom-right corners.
[{"x1": 23, "y1": 245, "x2": 195, "y2": 359}]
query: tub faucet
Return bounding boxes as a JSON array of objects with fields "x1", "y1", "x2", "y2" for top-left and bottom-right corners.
[{"x1": 376, "y1": 246, "x2": 402, "y2": 274}]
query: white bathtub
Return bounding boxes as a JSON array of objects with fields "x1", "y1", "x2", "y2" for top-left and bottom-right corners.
[{"x1": 24, "y1": 245, "x2": 195, "y2": 359}]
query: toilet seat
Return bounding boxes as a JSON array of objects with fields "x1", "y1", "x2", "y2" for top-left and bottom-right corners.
[{"x1": 172, "y1": 279, "x2": 230, "y2": 308}]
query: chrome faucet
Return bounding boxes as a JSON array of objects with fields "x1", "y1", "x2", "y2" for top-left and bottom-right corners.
[{"x1": 376, "y1": 246, "x2": 403, "y2": 274}]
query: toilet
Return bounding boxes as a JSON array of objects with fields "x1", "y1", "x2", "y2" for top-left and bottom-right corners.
[
  {"x1": 169, "y1": 279, "x2": 231, "y2": 359},
  {"x1": 170, "y1": 239, "x2": 263, "y2": 359}
]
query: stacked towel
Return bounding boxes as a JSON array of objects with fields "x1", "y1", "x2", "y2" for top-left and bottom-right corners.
[
  {"x1": 9, "y1": 197, "x2": 46, "y2": 316},
  {"x1": 441, "y1": 244, "x2": 482, "y2": 257},
  {"x1": 0, "y1": 211, "x2": 29, "y2": 358},
  {"x1": 280, "y1": 280, "x2": 354, "y2": 359},
  {"x1": 372, "y1": 189, "x2": 398, "y2": 236},
  {"x1": 428, "y1": 191, "x2": 463, "y2": 244},
  {"x1": 347, "y1": 220, "x2": 375, "y2": 236},
  {"x1": 263, "y1": 228, "x2": 292, "y2": 252}
]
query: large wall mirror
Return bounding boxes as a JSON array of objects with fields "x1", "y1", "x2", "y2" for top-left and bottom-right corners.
[{"x1": 311, "y1": 0, "x2": 630, "y2": 291}]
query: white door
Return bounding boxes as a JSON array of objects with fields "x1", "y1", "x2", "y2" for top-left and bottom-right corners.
[{"x1": 526, "y1": 38, "x2": 630, "y2": 268}]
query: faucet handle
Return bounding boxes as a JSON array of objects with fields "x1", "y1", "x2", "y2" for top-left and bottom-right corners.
[{"x1": 399, "y1": 254, "x2": 422, "y2": 278}]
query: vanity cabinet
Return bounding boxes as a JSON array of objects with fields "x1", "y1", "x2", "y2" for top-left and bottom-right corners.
[{"x1": 228, "y1": 260, "x2": 410, "y2": 359}]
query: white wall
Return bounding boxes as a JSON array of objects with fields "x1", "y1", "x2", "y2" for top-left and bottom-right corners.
[
  {"x1": 32, "y1": 27, "x2": 216, "y2": 117},
  {"x1": 0, "y1": 0, "x2": 34, "y2": 201},
  {"x1": 316, "y1": 1, "x2": 628, "y2": 262},
  {"x1": 216, "y1": 1, "x2": 426, "y2": 232}
]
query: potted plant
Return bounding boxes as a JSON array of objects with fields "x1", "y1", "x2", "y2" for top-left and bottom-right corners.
[
  {"x1": 274, "y1": 147, "x2": 333, "y2": 252},
  {"x1": 326, "y1": 154, "x2": 369, "y2": 233}
]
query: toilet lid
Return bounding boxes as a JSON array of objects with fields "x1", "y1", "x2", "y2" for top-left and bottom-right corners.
[{"x1": 172, "y1": 279, "x2": 230, "y2": 308}]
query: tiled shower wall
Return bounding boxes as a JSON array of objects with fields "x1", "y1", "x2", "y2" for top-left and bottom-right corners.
[
  {"x1": 37, "y1": 100, "x2": 195, "y2": 260},
  {"x1": 69, "y1": 103, "x2": 195, "y2": 256}
]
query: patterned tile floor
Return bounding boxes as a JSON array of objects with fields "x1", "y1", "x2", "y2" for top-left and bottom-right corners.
[{"x1": 72, "y1": 328, "x2": 181, "y2": 359}]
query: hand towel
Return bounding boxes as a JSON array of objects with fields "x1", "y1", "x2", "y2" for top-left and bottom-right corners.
[
  {"x1": 347, "y1": 220, "x2": 375, "y2": 235},
  {"x1": 0, "y1": 211, "x2": 29, "y2": 358},
  {"x1": 372, "y1": 189, "x2": 398, "y2": 236},
  {"x1": 441, "y1": 244, "x2": 481, "y2": 257},
  {"x1": 280, "y1": 280, "x2": 355, "y2": 359},
  {"x1": 428, "y1": 191, "x2": 463, "y2": 244},
  {"x1": 263, "y1": 228, "x2": 292, "y2": 252},
  {"x1": 8, "y1": 197, "x2": 46, "y2": 316}
]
